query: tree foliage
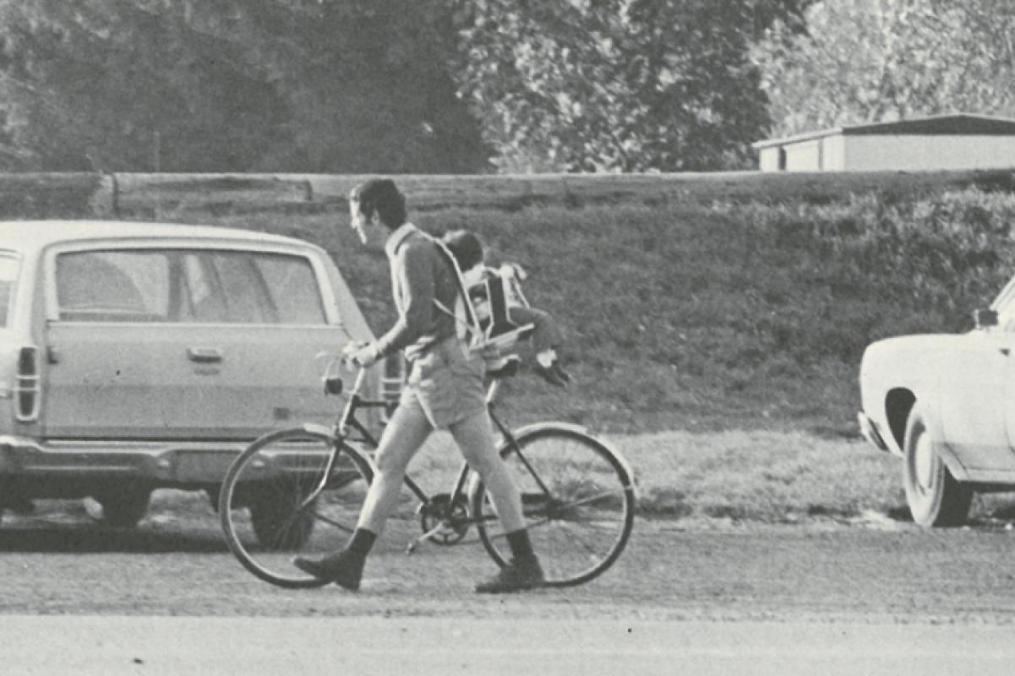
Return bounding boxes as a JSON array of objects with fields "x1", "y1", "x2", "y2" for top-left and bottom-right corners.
[
  {"x1": 451, "y1": 0, "x2": 809, "y2": 172},
  {"x1": 0, "y1": 1, "x2": 488, "y2": 172},
  {"x1": 753, "y1": 0, "x2": 1015, "y2": 136}
]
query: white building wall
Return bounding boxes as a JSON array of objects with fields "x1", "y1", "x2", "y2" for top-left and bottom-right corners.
[
  {"x1": 758, "y1": 147, "x2": 781, "y2": 172},
  {"x1": 843, "y1": 135, "x2": 1015, "y2": 171},
  {"x1": 820, "y1": 135, "x2": 846, "y2": 170},
  {"x1": 784, "y1": 140, "x2": 821, "y2": 171}
]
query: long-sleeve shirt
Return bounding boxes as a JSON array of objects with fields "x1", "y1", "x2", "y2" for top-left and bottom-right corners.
[{"x1": 374, "y1": 223, "x2": 463, "y2": 362}]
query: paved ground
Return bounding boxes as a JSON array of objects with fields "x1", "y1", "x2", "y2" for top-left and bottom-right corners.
[{"x1": 3, "y1": 615, "x2": 1015, "y2": 675}]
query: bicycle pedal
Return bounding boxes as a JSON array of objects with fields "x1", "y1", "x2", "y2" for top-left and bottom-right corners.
[{"x1": 406, "y1": 536, "x2": 428, "y2": 555}]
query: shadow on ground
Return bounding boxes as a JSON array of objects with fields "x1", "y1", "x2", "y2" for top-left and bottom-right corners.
[
  {"x1": 0, "y1": 504, "x2": 226, "y2": 554},
  {"x1": 0, "y1": 523, "x2": 227, "y2": 553}
]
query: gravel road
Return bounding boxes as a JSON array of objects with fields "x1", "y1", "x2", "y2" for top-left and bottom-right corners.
[{"x1": 2, "y1": 503, "x2": 1015, "y2": 673}]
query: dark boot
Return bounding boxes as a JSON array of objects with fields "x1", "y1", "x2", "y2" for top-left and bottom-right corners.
[
  {"x1": 475, "y1": 556, "x2": 545, "y2": 593},
  {"x1": 293, "y1": 550, "x2": 365, "y2": 591},
  {"x1": 293, "y1": 528, "x2": 375, "y2": 591}
]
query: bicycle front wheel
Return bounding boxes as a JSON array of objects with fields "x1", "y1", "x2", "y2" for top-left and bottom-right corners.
[
  {"x1": 219, "y1": 426, "x2": 373, "y2": 588},
  {"x1": 470, "y1": 425, "x2": 635, "y2": 587}
]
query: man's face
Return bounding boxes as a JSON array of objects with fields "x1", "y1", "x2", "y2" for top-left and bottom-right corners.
[{"x1": 348, "y1": 198, "x2": 384, "y2": 247}]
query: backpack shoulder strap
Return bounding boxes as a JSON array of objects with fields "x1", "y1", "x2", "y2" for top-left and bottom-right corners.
[{"x1": 420, "y1": 232, "x2": 482, "y2": 342}]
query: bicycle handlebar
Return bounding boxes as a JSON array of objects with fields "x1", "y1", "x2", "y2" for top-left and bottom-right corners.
[{"x1": 350, "y1": 365, "x2": 369, "y2": 395}]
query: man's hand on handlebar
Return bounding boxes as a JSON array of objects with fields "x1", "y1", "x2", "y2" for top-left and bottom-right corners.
[{"x1": 342, "y1": 340, "x2": 380, "y2": 368}]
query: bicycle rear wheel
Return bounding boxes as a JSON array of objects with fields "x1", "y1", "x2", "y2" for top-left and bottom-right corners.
[
  {"x1": 219, "y1": 426, "x2": 373, "y2": 588},
  {"x1": 470, "y1": 425, "x2": 635, "y2": 587}
]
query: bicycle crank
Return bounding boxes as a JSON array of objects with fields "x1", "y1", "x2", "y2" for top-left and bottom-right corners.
[{"x1": 406, "y1": 493, "x2": 470, "y2": 554}]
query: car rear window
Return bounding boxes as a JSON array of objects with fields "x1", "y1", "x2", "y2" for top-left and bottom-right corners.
[
  {"x1": 0, "y1": 255, "x2": 19, "y2": 327},
  {"x1": 56, "y1": 249, "x2": 327, "y2": 324}
]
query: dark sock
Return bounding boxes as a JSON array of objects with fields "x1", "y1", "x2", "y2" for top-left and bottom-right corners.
[
  {"x1": 505, "y1": 528, "x2": 536, "y2": 562},
  {"x1": 344, "y1": 528, "x2": 377, "y2": 559}
]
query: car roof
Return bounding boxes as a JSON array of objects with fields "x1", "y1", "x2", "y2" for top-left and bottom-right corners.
[{"x1": 0, "y1": 220, "x2": 320, "y2": 253}]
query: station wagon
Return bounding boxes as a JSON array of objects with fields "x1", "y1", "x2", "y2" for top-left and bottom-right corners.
[{"x1": 0, "y1": 220, "x2": 378, "y2": 532}]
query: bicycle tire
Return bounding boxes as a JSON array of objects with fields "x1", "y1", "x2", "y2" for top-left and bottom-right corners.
[
  {"x1": 219, "y1": 426, "x2": 374, "y2": 589},
  {"x1": 469, "y1": 424, "x2": 635, "y2": 587}
]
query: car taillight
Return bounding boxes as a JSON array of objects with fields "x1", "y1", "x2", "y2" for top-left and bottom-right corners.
[{"x1": 15, "y1": 346, "x2": 40, "y2": 422}]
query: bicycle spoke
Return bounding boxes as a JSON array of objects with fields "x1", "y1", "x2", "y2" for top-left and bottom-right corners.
[
  {"x1": 552, "y1": 520, "x2": 603, "y2": 557},
  {"x1": 508, "y1": 449, "x2": 554, "y2": 497},
  {"x1": 307, "y1": 510, "x2": 356, "y2": 534},
  {"x1": 472, "y1": 427, "x2": 634, "y2": 587},
  {"x1": 220, "y1": 429, "x2": 374, "y2": 589},
  {"x1": 521, "y1": 487, "x2": 628, "y2": 520}
]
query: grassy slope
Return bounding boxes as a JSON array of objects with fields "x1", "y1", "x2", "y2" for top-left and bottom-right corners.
[
  {"x1": 201, "y1": 172, "x2": 1015, "y2": 520},
  {"x1": 210, "y1": 205, "x2": 825, "y2": 433},
  {"x1": 198, "y1": 175, "x2": 1015, "y2": 436},
  {"x1": 22, "y1": 168, "x2": 1015, "y2": 520}
]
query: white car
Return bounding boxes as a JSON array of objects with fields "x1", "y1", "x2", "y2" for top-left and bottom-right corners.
[
  {"x1": 0, "y1": 220, "x2": 379, "y2": 532},
  {"x1": 858, "y1": 274, "x2": 1015, "y2": 526}
]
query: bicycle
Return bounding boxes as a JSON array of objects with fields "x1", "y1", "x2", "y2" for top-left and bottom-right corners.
[{"x1": 218, "y1": 356, "x2": 636, "y2": 589}]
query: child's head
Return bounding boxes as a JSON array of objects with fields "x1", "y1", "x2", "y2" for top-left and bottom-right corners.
[{"x1": 442, "y1": 230, "x2": 484, "y2": 271}]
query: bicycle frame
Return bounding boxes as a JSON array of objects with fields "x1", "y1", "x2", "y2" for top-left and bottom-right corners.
[
  {"x1": 222, "y1": 359, "x2": 635, "y2": 588},
  {"x1": 307, "y1": 367, "x2": 522, "y2": 541}
]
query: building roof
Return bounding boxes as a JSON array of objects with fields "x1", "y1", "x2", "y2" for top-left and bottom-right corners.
[{"x1": 752, "y1": 113, "x2": 1015, "y2": 149}]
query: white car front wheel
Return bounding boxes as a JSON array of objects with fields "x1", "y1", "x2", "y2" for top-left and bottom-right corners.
[{"x1": 902, "y1": 405, "x2": 972, "y2": 527}]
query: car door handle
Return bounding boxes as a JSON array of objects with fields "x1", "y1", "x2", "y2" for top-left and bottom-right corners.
[
  {"x1": 187, "y1": 347, "x2": 223, "y2": 363},
  {"x1": 1002, "y1": 347, "x2": 1011, "y2": 357}
]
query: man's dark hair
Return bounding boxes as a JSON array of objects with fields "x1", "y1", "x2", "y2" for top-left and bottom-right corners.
[
  {"x1": 349, "y1": 179, "x2": 407, "y2": 229},
  {"x1": 443, "y1": 229, "x2": 484, "y2": 271}
]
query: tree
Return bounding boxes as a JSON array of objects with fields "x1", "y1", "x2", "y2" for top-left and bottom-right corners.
[
  {"x1": 450, "y1": 0, "x2": 809, "y2": 172},
  {"x1": 0, "y1": 1, "x2": 291, "y2": 171},
  {"x1": 0, "y1": 1, "x2": 489, "y2": 172},
  {"x1": 752, "y1": 0, "x2": 1015, "y2": 137}
]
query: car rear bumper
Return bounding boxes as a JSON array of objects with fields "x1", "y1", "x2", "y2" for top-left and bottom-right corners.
[
  {"x1": 856, "y1": 411, "x2": 889, "y2": 452},
  {"x1": 0, "y1": 434, "x2": 334, "y2": 485}
]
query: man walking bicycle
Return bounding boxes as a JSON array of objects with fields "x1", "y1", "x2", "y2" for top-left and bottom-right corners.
[{"x1": 294, "y1": 179, "x2": 544, "y2": 593}]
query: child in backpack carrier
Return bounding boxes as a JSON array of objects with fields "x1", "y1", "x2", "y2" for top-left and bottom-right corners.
[{"x1": 442, "y1": 229, "x2": 571, "y2": 388}]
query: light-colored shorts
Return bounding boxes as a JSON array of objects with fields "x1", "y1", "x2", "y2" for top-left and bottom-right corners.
[{"x1": 400, "y1": 337, "x2": 486, "y2": 430}]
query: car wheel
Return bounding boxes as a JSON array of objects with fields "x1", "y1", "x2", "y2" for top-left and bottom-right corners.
[
  {"x1": 902, "y1": 405, "x2": 972, "y2": 527},
  {"x1": 97, "y1": 486, "x2": 151, "y2": 528}
]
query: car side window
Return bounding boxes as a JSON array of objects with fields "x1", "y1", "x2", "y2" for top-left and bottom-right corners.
[
  {"x1": 178, "y1": 251, "x2": 325, "y2": 325},
  {"x1": 252, "y1": 254, "x2": 326, "y2": 324},
  {"x1": 56, "y1": 251, "x2": 169, "y2": 321},
  {"x1": 57, "y1": 248, "x2": 327, "y2": 325},
  {"x1": 179, "y1": 253, "x2": 227, "y2": 322}
]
